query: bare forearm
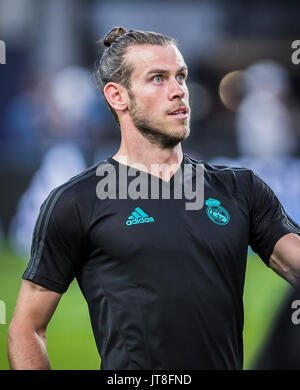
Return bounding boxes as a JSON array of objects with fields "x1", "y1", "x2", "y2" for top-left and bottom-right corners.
[{"x1": 8, "y1": 328, "x2": 51, "y2": 370}]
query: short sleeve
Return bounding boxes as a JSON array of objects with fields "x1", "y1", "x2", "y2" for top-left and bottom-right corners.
[
  {"x1": 22, "y1": 187, "x2": 86, "y2": 293},
  {"x1": 249, "y1": 171, "x2": 300, "y2": 266}
]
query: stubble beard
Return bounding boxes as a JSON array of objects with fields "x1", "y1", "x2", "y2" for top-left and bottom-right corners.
[{"x1": 128, "y1": 91, "x2": 190, "y2": 149}]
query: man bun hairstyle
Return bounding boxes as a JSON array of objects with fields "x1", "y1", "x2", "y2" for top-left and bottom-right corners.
[
  {"x1": 101, "y1": 26, "x2": 128, "y2": 48},
  {"x1": 95, "y1": 26, "x2": 177, "y2": 125}
]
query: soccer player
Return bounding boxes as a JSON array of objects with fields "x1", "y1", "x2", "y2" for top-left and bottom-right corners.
[{"x1": 8, "y1": 27, "x2": 300, "y2": 370}]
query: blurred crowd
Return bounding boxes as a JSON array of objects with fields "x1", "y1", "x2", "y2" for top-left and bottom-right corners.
[{"x1": 1, "y1": 65, "x2": 118, "y2": 166}]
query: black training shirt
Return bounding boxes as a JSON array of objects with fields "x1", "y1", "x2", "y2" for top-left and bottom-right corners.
[{"x1": 22, "y1": 154, "x2": 300, "y2": 369}]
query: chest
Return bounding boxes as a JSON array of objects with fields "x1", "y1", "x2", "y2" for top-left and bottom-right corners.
[{"x1": 89, "y1": 194, "x2": 249, "y2": 262}]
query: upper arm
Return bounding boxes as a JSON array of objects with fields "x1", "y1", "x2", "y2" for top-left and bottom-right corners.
[
  {"x1": 248, "y1": 170, "x2": 300, "y2": 265},
  {"x1": 269, "y1": 233, "x2": 300, "y2": 287},
  {"x1": 22, "y1": 186, "x2": 88, "y2": 294},
  {"x1": 10, "y1": 280, "x2": 62, "y2": 335}
]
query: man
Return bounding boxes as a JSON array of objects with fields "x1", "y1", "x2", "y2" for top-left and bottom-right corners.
[{"x1": 8, "y1": 27, "x2": 300, "y2": 370}]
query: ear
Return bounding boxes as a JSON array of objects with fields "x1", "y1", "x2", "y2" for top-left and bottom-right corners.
[{"x1": 103, "y1": 82, "x2": 128, "y2": 112}]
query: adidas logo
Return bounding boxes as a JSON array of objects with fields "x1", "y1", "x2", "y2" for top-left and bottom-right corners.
[{"x1": 126, "y1": 207, "x2": 155, "y2": 226}]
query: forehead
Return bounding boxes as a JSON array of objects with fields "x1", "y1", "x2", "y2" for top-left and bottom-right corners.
[{"x1": 125, "y1": 44, "x2": 187, "y2": 77}]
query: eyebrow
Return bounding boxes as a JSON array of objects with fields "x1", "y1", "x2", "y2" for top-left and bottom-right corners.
[{"x1": 145, "y1": 65, "x2": 188, "y2": 76}]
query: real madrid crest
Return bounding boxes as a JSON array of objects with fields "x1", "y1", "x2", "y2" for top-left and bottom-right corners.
[{"x1": 205, "y1": 198, "x2": 230, "y2": 226}]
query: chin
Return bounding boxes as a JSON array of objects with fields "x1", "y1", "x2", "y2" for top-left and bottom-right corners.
[{"x1": 177, "y1": 126, "x2": 190, "y2": 140}]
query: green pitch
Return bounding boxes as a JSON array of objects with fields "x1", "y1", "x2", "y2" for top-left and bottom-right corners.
[{"x1": 0, "y1": 242, "x2": 291, "y2": 370}]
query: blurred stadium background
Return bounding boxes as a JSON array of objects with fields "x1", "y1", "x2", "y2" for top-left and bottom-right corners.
[{"x1": 0, "y1": 0, "x2": 300, "y2": 369}]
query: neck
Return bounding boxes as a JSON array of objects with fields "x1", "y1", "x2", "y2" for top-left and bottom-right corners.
[{"x1": 113, "y1": 123, "x2": 183, "y2": 181}]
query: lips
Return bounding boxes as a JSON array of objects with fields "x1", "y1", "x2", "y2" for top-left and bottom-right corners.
[{"x1": 168, "y1": 106, "x2": 189, "y2": 119}]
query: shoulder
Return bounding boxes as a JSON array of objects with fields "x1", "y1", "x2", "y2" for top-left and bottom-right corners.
[
  {"x1": 184, "y1": 153, "x2": 254, "y2": 183},
  {"x1": 183, "y1": 154, "x2": 264, "y2": 205},
  {"x1": 40, "y1": 160, "x2": 109, "y2": 220}
]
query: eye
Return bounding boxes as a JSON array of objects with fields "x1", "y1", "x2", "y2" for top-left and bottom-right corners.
[
  {"x1": 176, "y1": 73, "x2": 185, "y2": 82},
  {"x1": 152, "y1": 75, "x2": 163, "y2": 83}
]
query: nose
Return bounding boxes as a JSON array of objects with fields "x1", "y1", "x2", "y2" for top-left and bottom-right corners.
[{"x1": 168, "y1": 79, "x2": 185, "y2": 100}]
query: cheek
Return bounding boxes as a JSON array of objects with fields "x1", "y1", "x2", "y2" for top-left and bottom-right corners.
[
  {"x1": 133, "y1": 87, "x2": 168, "y2": 116},
  {"x1": 144, "y1": 96, "x2": 164, "y2": 114},
  {"x1": 184, "y1": 86, "x2": 190, "y2": 98}
]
